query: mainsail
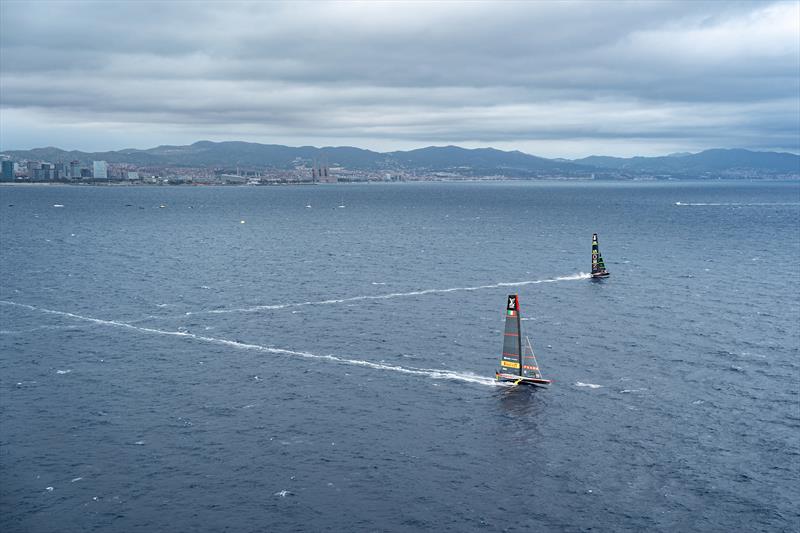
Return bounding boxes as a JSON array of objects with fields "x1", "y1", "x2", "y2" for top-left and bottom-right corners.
[
  {"x1": 495, "y1": 294, "x2": 551, "y2": 386},
  {"x1": 499, "y1": 294, "x2": 522, "y2": 375},
  {"x1": 591, "y1": 233, "x2": 608, "y2": 275}
]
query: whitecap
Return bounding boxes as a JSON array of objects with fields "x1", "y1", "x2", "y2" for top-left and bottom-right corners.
[{"x1": 575, "y1": 382, "x2": 602, "y2": 389}]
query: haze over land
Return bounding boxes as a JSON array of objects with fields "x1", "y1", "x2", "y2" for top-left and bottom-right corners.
[{"x1": 1, "y1": 1, "x2": 798, "y2": 158}]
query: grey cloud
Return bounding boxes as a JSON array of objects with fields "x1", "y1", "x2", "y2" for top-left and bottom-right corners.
[{"x1": 0, "y1": 0, "x2": 797, "y2": 155}]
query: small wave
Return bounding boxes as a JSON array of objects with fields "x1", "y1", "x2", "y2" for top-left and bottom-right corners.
[
  {"x1": 0, "y1": 324, "x2": 75, "y2": 335},
  {"x1": 575, "y1": 382, "x2": 602, "y2": 389},
  {"x1": 185, "y1": 272, "x2": 592, "y2": 316},
  {"x1": 56, "y1": 369, "x2": 72, "y2": 374}
]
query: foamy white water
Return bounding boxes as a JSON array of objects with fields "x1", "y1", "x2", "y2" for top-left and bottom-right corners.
[
  {"x1": 575, "y1": 382, "x2": 603, "y2": 389},
  {"x1": 185, "y1": 273, "x2": 591, "y2": 316},
  {"x1": 0, "y1": 300, "x2": 499, "y2": 387}
]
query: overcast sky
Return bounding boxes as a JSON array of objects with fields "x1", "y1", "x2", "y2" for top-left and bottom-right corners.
[{"x1": 1, "y1": 1, "x2": 798, "y2": 158}]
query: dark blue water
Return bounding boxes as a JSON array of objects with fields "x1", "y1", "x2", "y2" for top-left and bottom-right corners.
[{"x1": 1, "y1": 181, "x2": 798, "y2": 532}]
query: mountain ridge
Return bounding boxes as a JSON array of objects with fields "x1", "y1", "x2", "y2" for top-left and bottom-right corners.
[{"x1": 2, "y1": 142, "x2": 798, "y2": 178}]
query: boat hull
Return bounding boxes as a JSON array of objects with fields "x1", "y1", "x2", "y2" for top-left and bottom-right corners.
[
  {"x1": 496, "y1": 372, "x2": 552, "y2": 387},
  {"x1": 591, "y1": 271, "x2": 610, "y2": 278}
]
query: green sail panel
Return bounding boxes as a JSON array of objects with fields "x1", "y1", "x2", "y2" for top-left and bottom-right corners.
[
  {"x1": 499, "y1": 294, "x2": 522, "y2": 375},
  {"x1": 592, "y1": 233, "x2": 607, "y2": 274}
]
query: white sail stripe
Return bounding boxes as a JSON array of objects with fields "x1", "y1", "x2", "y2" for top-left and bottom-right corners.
[
  {"x1": 185, "y1": 272, "x2": 591, "y2": 316},
  {"x1": 0, "y1": 300, "x2": 500, "y2": 387}
]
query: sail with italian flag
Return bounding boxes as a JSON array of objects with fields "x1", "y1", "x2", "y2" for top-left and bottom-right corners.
[{"x1": 495, "y1": 294, "x2": 551, "y2": 387}]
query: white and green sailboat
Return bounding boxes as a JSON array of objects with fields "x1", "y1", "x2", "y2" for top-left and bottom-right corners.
[{"x1": 591, "y1": 233, "x2": 610, "y2": 278}]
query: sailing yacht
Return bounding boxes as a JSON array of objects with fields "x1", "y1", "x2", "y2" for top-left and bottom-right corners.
[
  {"x1": 495, "y1": 295, "x2": 551, "y2": 387},
  {"x1": 591, "y1": 233, "x2": 610, "y2": 278}
]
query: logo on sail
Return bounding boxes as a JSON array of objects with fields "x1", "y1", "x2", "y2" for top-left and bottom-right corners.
[{"x1": 507, "y1": 295, "x2": 518, "y2": 316}]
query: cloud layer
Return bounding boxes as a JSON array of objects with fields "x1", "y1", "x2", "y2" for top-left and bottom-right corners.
[{"x1": 1, "y1": 1, "x2": 798, "y2": 157}]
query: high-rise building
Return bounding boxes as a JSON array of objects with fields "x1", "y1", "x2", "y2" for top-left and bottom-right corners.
[
  {"x1": 311, "y1": 158, "x2": 336, "y2": 183},
  {"x1": 68, "y1": 160, "x2": 81, "y2": 179},
  {"x1": 93, "y1": 160, "x2": 108, "y2": 179},
  {"x1": 1, "y1": 160, "x2": 14, "y2": 181},
  {"x1": 36, "y1": 163, "x2": 55, "y2": 181},
  {"x1": 27, "y1": 161, "x2": 40, "y2": 178},
  {"x1": 54, "y1": 162, "x2": 66, "y2": 180}
]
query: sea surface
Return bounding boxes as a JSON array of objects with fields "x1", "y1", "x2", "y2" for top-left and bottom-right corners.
[{"x1": 1, "y1": 181, "x2": 798, "y2": 532}]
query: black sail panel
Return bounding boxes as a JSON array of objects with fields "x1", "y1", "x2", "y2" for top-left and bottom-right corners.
[
  {"x1": 499, "y1": 294, "x2": 522, "y2": 375},
  {"x1": 592, "y1": 233, "x2": 607, "y2": 274}
]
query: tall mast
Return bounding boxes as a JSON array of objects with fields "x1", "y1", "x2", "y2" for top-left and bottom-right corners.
[
  {"x1": 517, "y1": 299, "x2": 523, "y2": 376},
  {"x1": 501, "y1": 294, "x2": 523, "y2": 376}
]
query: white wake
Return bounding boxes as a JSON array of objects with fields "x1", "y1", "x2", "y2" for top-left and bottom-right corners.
[
  {"x1": 186, "y1": 272, "x2": 591, "y2": 316},
  {"x1": 0, "y1": 300, "x2": 499, "y2": 387},
  {"x1": 675, "y1": 201, "x2": 800, "y2": 207}
]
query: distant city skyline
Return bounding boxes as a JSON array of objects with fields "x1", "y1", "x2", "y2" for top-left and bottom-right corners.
[{"x1": 1, "y1": 1, "x2": 798, "y2": 158}]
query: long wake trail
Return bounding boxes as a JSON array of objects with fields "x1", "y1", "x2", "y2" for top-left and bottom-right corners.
[
  {"x1": 0, "y1": 300, "x2": 498, "y2": 387},
  {"x1": 186, "y1": 272, "x2": 591, "y2": 316},
  {"x1": 674, "y1": 201, "x2": 800, "y2": 207}
]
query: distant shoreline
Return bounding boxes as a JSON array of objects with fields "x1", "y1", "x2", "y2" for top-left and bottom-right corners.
[{"x1": 1, "y1": 177, "x2": 798, "y2": 188}]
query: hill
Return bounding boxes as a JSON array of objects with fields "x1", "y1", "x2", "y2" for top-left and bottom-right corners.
[{"x1": 2, "y1": 142, "x2": 797, "y2": 178}]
